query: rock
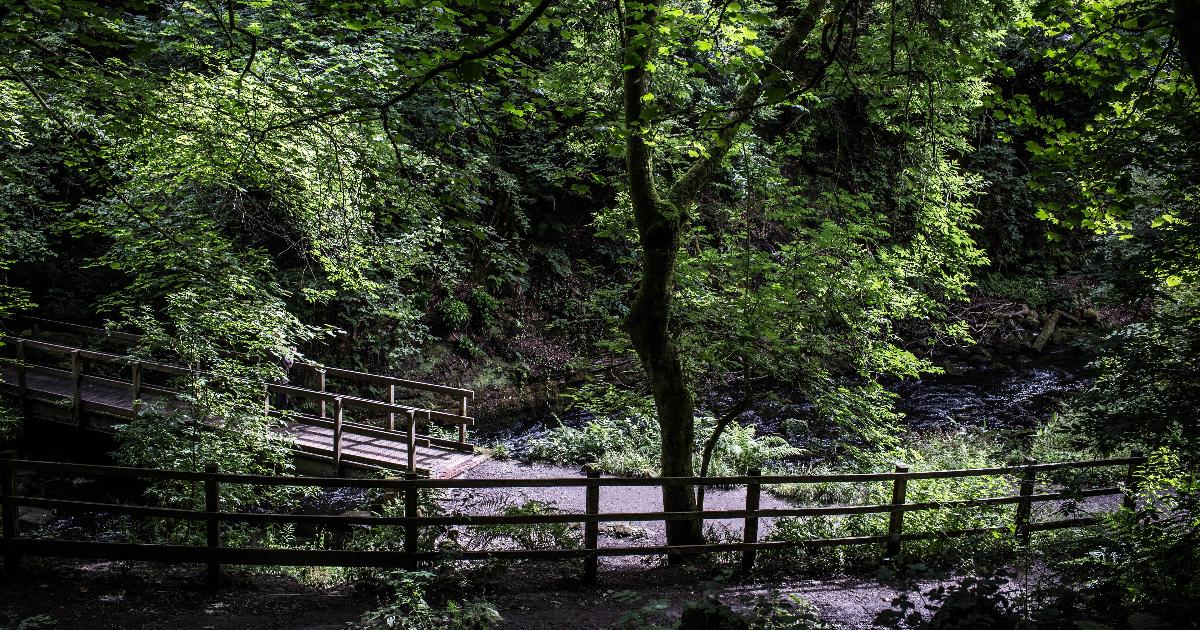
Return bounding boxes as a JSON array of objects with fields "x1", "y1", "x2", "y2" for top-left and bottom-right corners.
[
  {"x1": 18, "y1": 507, "x2": 55, "y2": 527},
  {"x1": 604, "y1": 522, "x2": 649, "y2": 539},
  {"x1": 941, "y1": 363, "x2": 966, "y2": 377},
  {"x1": 339, "y1": 510, "x2": 375, "y2": 529},
  {"x1": 1051, "y1": 328, "x2": 1074, "y2": 345}
]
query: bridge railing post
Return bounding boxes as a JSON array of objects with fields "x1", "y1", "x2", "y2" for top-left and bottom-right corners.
[
  {"x1": 318, "y1": 369, "x2": 327, "y2": 419},
  {"x1": 886, "y1": 463, "x2": 909, "y2": 559},
  {"x1": 405, "y1": 410, "x2": 417, "y2": 473},
  {"x1": 387, "y1": 385, "x2": 396, "y2": 431},
  {"x1": 459, "y1": 396, "x2": 469, "y2": 445},
  {"x1": 204, "y1": 463, "x2": 221, "y2": 588},
  {"x1": 2, "y1": 451, "x2": 20, "y2": 573},
  {"x1": 1123, "y1": 450, "x2": 1145, "y2": 510},
  {"x1": 583, "y1": 468, "x2": 600, "y2": 583},
  {"x1": 404, "y1": 472, "x2": 419, "y2": 568},
  {"x1": 332, "y1": 397, "x2": 344, "y2": 476},
  {"x1": 741, "y1": 468, "x2": 761, "y2": 575},
  {"x1": 1015, "y1": 460, "x2": 1037, "y2": 546},
  {"x1": 14, "y1": 340, "x2": 27, "y2": 415},
  {"x1": 130, "y1": 361, "x2": 143, "y2": 417},
  {"x1": 70, "y1": 349, "x2": 83, "y2": 428}
]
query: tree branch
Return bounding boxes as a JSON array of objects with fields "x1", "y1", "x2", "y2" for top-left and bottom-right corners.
[
  {"x1": 668, "y1": 0, "x2": 829, "y2": 209},
  {"x1": 694, "y1": 396, "x2": 752, "y2": 512},
  {"x1": 258, "y1": 0, "x2": 557, "y2": 134}
]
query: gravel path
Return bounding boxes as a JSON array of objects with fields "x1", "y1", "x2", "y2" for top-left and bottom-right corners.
[{"x1": 447, "y1": 459, "x2": 800, "y2": 563}]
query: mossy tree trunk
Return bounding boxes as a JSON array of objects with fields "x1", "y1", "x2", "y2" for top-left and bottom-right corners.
[{"x1": 619, "y1": 0, "x2": 830, "y2": 547}]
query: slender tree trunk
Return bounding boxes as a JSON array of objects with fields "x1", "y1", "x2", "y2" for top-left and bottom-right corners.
[
  {"x1": 621, "y1": 0, "x2": 705, "y2": 546},
  {"x1": 1176, "y1": 0, "x2": 1200, "y2": 90},
  {"x1": 619, "y1": 0, "x2": 829, "y2": 548}
]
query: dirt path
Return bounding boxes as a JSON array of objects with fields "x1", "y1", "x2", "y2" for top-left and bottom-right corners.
[
  {"x1": 482, "y1": 564, "x2": 968, "y2": 630},
  {"x1": 0, "y1": 556, "x2": 966, "y2": 630},
  {"x1": 0, "y1": 558, "x2": 376, "y2": 630},
  {"x1": 449, "y1": 459, "x2": 800, "y2": 564}
]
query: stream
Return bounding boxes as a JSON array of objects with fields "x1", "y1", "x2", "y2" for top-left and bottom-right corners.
[{"x1": 475, "y1": 348, "x2": 1096, "y2": 455}]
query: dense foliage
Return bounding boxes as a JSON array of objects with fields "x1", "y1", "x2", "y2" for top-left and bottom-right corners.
[{"x1": 1, "y1": 0, "x2": 1200, "y2": 624}]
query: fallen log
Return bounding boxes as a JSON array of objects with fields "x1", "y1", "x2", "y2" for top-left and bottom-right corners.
[{"x1": 1033, "y1": 309, "x2": 1062, "y2": 352}]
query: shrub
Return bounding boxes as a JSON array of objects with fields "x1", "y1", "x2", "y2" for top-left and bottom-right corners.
[
  {"x1": 765, "y1": 431, "x2": 1017, "y2": 572},
  {"x1": 438, "y1": 299, "x2": 472, "y2": 331},
  {"x1": 1071, "y1": 287, "x2": 1200, "y2": 456},
  {"x1": 528, "y1": 385, "x2": 801, "y2": 477},
  {"x1": 355, "y1": 571, "x2": 502, "y2": 630},
  {"x1": 875, "y1": 450, "x2": 1200, "y2": 629},
  {"x1": 0, "y1": 398, "x2": 21, "y2": 444},
  {"x1": 474, "y1": 500, "x2": 581, "y2": 552}
]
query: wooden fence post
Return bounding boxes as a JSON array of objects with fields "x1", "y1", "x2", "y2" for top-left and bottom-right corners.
[
  {"x1": 404, "y1": 472, "x2": 419, "y2": 568},
  {"x1": 1015, "y1": 460, "x2": 1037, "y2": 546},
  {"x1": 130, "y1": 361, "x2": 143, "y2": 417},
  {"x1": 459, "y1": 397, "x2": 469, "y2": 445},
  {"x1": 583, "y1": 468, "x2": 600, "y2": 583},
  {"x1": 405, "y1": 410, "x2": 417, "y2": 473},
  {"x1": 332, "y1": 397, "x2": 344, "y2": 476},
  {"x1": 264, "y1": 384, "x2": 271, "y2": 416},
  {"x1": 318, "y1": 370, "x2": 327, "y2": 419},
  {"x1": 71, "y1": 349, "x2": 83, "y2": 427},
  {"x1": 1, "y1": 451, "x2": 19, "y2": 572},
  {"x1": 1123, "y1": 450, "x2": 1144, "y2": 510},
  {"x1": 741, "y1": 468, "x2": 762, "y2": 575},
  {"x1": 14, "y1": 340, "x2": 27, "y2": 416},
  {"x1": 886, "y1": 463, "x2": 909, "y2": 559},
  {"x1": 387, "y1": 385, "x2": 396, "y2": 431},
  {"x1": 205, "y1": 463, "x2": 221, "y2": 588}
]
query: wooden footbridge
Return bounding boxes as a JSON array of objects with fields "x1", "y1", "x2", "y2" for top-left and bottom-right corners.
[{"x1": 0, "y1": 317, "x2": 485, "y2": 478}]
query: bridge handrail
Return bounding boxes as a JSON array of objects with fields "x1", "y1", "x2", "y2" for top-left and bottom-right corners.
[
  {"x1": 0, "y1": 454, "x2": 1147, "y2": 584},
  {"x1": 4, "y1": 316, "x2": 474, "y2": 403},
  {"x1": 296, "y1": 363, "x2": 473, "y2": 399},
  {"x1": 9, "y1": 315, "x2": 141, "y2": 343},
  {"x1": 0, "y1": 335, "x2": 470, "y2": 422}
]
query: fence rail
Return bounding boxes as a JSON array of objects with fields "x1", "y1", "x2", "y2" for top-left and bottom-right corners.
[
  {"x1": 0, "y1": 333, "x2": 475, "y2": 474},
  {"x1": 0, "y1": 454, "x2": 1145, "y2": 585}
]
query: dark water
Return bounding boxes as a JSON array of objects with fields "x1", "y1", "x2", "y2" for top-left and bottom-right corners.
[
  {"x1": 476, "y1": 350, "x2": 1094, "y2": 453},
  {"x1": 892, "y1": 352, "x2": 1092, "y2": 431}
]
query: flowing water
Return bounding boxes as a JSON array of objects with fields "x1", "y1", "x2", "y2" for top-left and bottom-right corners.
[
  {"x1": 477, "y1": 348, "x2": 1095, "y2": 454},
  {"x1": 891, "y1": 350, "x2": 1093, "y2": 431}
]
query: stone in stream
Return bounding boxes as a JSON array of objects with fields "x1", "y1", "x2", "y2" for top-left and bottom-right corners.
[{"x1": 18, "y1": 507, "x2": 56, "y2": 527}]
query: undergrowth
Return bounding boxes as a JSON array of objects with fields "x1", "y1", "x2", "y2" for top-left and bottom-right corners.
[
  {"x1": 760, "y1": 428, "x2": 1111, "y2": 573},
  {"x1": 528, "y1": 385, "x2": 801, "y2": 476}
]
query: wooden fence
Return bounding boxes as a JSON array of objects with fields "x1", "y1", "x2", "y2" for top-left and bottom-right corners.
[
  {"x1": 0, "y1": 454, "x2": 1145, "y2": 586},
  {"x1": 0, "y1": 327, "x2": 475, "y2": 474}
]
